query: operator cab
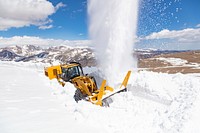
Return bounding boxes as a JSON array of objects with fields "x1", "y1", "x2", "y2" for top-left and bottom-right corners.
[{"x1": 61, "y1": 62, "x2": 84, "y2": 82}]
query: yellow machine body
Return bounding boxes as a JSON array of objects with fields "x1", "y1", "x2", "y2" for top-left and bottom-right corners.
[
  {"x1": 44, "y1": 62, "x2": 131, "y2": 106},
  {"x1": 45, "y1": 65, "x2": 62, "y2": 80}
]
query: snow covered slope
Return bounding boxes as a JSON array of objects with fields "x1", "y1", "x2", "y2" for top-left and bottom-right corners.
[
  {"x1": 0, "y1": 62, "x2": 100, "y2": 133},
  {"x1": 0, "y1": 45, "x2": 95, "y2": 67},
  {"x1": 0, "y1": 45, "x2": 187, "y2": 68},
  {"x1": 0, "y1": 61, "x2": 200, "y2": 133}
]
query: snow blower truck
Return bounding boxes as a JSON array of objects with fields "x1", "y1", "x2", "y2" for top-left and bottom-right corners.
[{"x1": 44, "y1": 62, "x2": 131, "y2": 106}]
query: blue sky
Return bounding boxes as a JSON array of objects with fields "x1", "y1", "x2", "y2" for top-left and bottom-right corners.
[
  {"x1": 0, "y1": 0, "x2": 88, "y2": 40},
  {"x1": 138, "y1": 0, "x2": 200, "y2": 34},
  {"x1": 0, "y1": 0, "x2": 200, "y2": 49}
]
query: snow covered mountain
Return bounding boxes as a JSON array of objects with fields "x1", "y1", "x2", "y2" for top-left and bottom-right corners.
[
  {"x1": 0, "y1": 45, "x2": 96, "y2": 67},
  {"x1": 0, "y1": 45, "x2": 186, "y2": 67}
]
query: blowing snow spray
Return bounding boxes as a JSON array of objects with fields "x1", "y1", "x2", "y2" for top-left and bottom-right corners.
[{"x1": 88, "y1": 0, "x2": 139, "y2": 86}]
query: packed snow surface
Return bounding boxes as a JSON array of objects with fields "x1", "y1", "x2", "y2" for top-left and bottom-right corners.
[{"x1": 0, "y1": 61, "x2": 200, "y2": 133}]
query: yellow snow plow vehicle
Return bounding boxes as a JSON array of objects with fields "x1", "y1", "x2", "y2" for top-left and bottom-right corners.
[{"x1": 44, "y1": 62, "x2": 131, "y2": 106}]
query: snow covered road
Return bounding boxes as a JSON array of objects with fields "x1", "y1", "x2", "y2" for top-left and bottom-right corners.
[{"x1": 0, "y1": 61, "x2": 200, "y2": 133}]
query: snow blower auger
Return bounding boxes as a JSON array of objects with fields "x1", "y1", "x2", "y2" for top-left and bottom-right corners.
[{"x1": 44, "y1": 62, "x2": 131, "y2": 106}]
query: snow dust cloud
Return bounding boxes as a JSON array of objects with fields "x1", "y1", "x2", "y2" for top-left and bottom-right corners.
[{"x1": 87, "y1": 0, "x2": 138, "y2": 86}]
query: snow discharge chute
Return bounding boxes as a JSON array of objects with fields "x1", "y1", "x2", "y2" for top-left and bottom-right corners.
[{"x1": 44, "y1": 62, "x2": 131, "y2": 106}]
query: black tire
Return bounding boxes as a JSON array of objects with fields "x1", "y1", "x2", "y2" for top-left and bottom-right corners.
[
  {"x1": 102, "y1": 98, "x2": 113, "y2": 107},
  {"x1": 91, "y1": 76, "x2": 98, "y2": 88},
  {"x1": 102, "y1": 99, "x2": 109, "y2": 107},
  {"x1": 74, "y1": 89, "x2": 85, "y2": 102}
]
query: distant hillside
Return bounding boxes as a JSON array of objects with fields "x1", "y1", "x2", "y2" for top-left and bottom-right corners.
[
  {"x1": 139, "y1": 50, "x2": 200, "y2": 74},
  {"x1": 1, "y1": 45, "x2": 197, "y2": 74},
  {"x1": 0, "y1": 45, "x2": 96, "y2": 67}
]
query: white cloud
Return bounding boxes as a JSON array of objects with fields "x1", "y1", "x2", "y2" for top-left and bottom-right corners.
[
  {"x1": 144, "y1": 28, "x2": 200, "y2": 43},
  {"x1": 39, "y1": 25, "x2": 53, "y2": 30},
  {"x1": 55, "y1": 2, "x2": 66, "y2": 11},
  {"x1": 136, "y1": 27, "x2": 200, "y2": 50},
  {"x1": 0, "y1": 36, "x2": 92, "y2": 48},
  {"x1": 196, "y1": 24, "x2": 200, "y2": 28},
  {"x1": 0, "y1": 0, "x2": 66, "y2": 30}
]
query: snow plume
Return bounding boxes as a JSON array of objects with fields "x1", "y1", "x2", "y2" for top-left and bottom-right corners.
[{"x1": 88, "y1": 0, "x2": 138, "y2": 86}]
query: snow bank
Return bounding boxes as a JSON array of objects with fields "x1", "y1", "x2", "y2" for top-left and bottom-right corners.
[
  {"x1": 0, "y1": 61, "x2": 200, "y2": 133},
  {"x1": 183, "y1": 86, "x2": 200, "y2": 133},
  {"x1": 47, "y1": 68, "x2": 200, "y2": 133}
]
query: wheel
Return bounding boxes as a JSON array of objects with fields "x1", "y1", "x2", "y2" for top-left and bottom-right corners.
[
  {"x1": 102, "y1": 98, "x2": 113, "y2": 107},
  {"x1": 90, "y1": 76, "x2": 97, "y2": 89},
  {"x1": 74, "y1": 89, "x2": 86, "y2": 102},
  {"x1": 102, "y1": 99, "x2": 109, "y2": 107}
]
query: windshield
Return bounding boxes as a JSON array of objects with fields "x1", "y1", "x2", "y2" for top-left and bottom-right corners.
[
  {"x1": 67, "y1": 66, "x2": 79, "y2": 79},
  {"x1": 62, "y1": 66, "x2": 80, "y2": 81}
]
